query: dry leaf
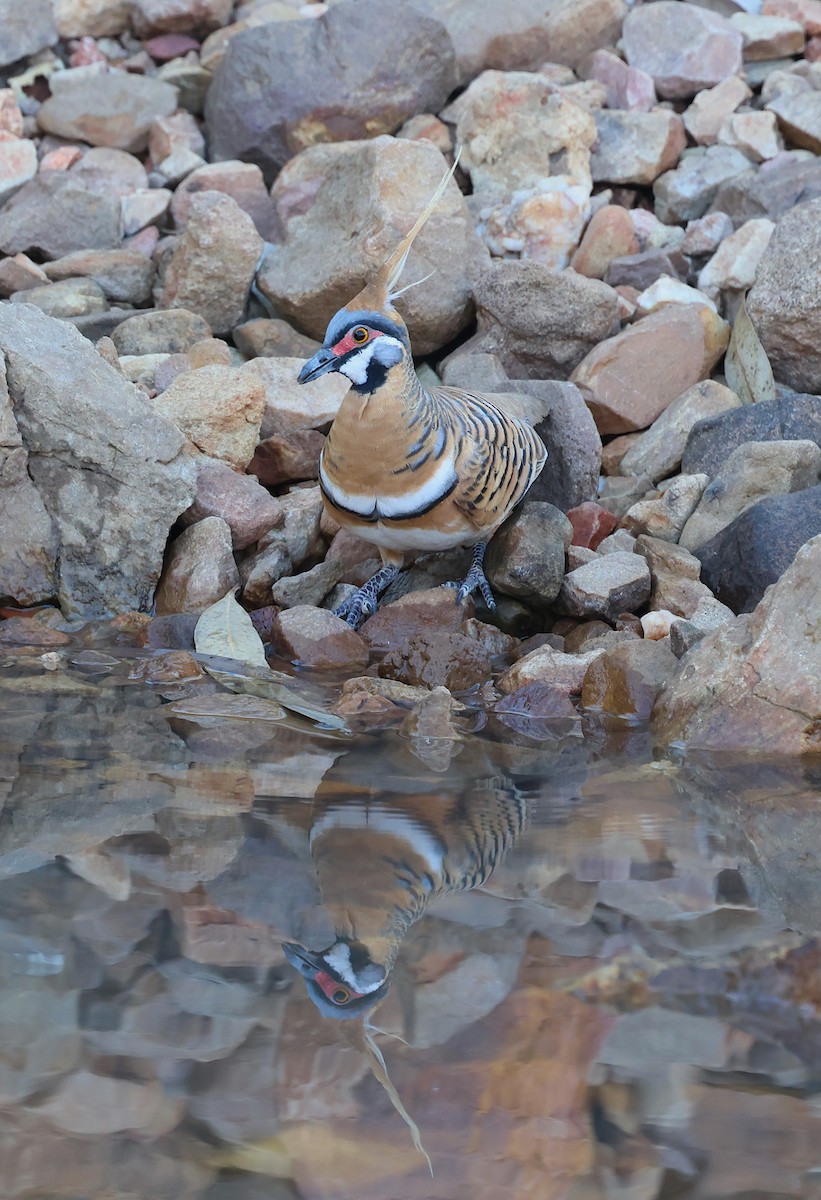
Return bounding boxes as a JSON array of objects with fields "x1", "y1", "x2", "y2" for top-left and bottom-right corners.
[
  {"x1": 724, "y1": 293, "x2": 776, "y2": 406},
  {"x1": 169, "y1": 693, "x2": 286, "y2": 723},
  {"x1": 194, "y1": 591, "x2": 268, "y2": 668}
]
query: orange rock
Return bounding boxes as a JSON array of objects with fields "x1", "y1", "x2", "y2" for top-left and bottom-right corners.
[{"x1": 571, "y1": 205, "x2": 639, "y2": 279}]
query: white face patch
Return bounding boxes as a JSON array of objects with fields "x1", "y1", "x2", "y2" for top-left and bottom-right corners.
[
  {"x1": 338, "y1": 335, "x2": 404, "y2": 385},
  {"x1": 323, "y1": 944, "x2": 384, "y2": 995}
]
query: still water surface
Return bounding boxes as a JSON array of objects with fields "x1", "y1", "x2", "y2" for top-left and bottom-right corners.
[{"x1": 1, "y1": 644, "x2": 821, "y2": 1199}]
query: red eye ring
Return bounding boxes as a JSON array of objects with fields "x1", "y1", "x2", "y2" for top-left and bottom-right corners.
[{"x1": 351, "y1": 327, "x2": 369, "y2": 344}]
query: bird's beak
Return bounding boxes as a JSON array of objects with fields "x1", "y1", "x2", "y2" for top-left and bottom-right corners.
[
  {"x1": 283, "y1": 942, "x2": 324, "y2": 977},
  {"x1": 297, "y1": 348, "x2": 337, "y2": 384}
]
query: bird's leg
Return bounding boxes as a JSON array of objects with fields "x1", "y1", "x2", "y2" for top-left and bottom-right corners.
[
  {"x1": 443, "y1": 542, "x2": 496, "y2": 611},
  {"x1": 333, "y1": 563, "x2": 401, "y2": 629}
]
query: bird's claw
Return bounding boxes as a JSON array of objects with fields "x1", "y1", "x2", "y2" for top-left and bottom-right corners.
[{"x1": 442, "y1": 568, "x2": 496, "y2": 611}]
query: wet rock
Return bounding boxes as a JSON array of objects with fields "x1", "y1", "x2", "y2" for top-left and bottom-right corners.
[
  {"x1": 718, "y1": 110, "x2": 784, "y2": 162},
  {"x1": 682, "y1": 74, "x2": 752, "y2": 146},
  {"x1": 591, "y1": 110, "x2": 686, "y2": 186},
  {"x1": 206, "y1": 0, "x2": 457, "y2": 183},
  {"x1": 259, "y1": 137, "x2": 486, "y2": 357},
  {"x1": 34, "y1": 1070, "x2": 183, "y2": 1136},
  {"x1": 498, "y1": 642, "x2": 605, "y2": 695},
  {"x1": 182, "y1": 458, "x2": 283, "y2": 550},
  {"x1": 682, "y1": 392, "x2": 821, "y2": 477},
  {"x1": 697, "y1": 216, "x2": 775, "y2": 295},
  {"x1": 155, "y1": 517, "x2": 239, "y2": 614},
  {"x1": 557, "y1": 552, "x2": 651, "y2": 621},
  {"x1": 272, "y1": 606, "x2": 368, "y2": 671},
  {"x1": 154, "y1": 192, "x2": 263, "y2": 336},
  {"x1": 10, "y1": 277, "x2": 108, "y2": 319},
  {"x1": 171, "y1": 160, "x2": 278, "y2": 240},
  {"x1": 111, "y1": 308, "x2": 211, "y2": 356},
  {"x1": 693, "y1": 484, "x2": 821, "y2": 611},
  {"x1": 635, "y1": 535, "x2": 718, "y2": 618},
  {"x1": 233, "y1": 318, "x2": 320, "y2": 361},
  {"x1": 493, "y1": 680, "x2": 580, "y2": 742},
  {"x1": 623, "y1": 2, "x2": 743, "y2": 99},
  {"x1": 247, "y1": 430, "x2": 325, "y2": 487},
  {"x1": 584, "y1": 49, "x2": 656, "y2": 113},
  {"x1": 0, "y1": 0, "x2": 57, "y2": 67},
  {"x1": 654, "y1": 533, "x2": 821, "y2": 752},
  {"x1": 746, "y1": 198, "x2": 821, "y2": 393},
  {"x1": 710, "y1": 150, "x2": 821, "y2": 226},
  {"x1": 0, "y1": 174, "x2": 121, "y2": 259},
  {"x1": 0, "y1": 135, "x2": 37, "y2": 207},
  {"x1": 379, "y1": 629, "x2": 492, "y2": 691},
  {"x1": 152, "y1": 365, "x2": 265, "y2": 471},
  {"x1": 571, "y1": 303, "x2": 730, "y2": 435},
  {"x1": 467, "y1": 259, "x2": 619, "y2": 379},
  {"x1": 623, "y1": 473, "x2": 710, "y2": 542},
  {"x1": 485, "y1": 502, "x2": 572, "y2": 606},
  {"x1": 620, "y1": 380, "x2": 743, "y2": 481},
  {"x1": 247, "y1": 358, "x2": 349, "y2": 439},
  {"x1": 654, "y1": 145, "x2": 753, "y2": 224},
  {"x1": 563, "y1": 619, "x2": 634, "y2": 653},
  {"x1": 359, "y1": 587, "x2": 467, "y2": 652},
  {"x1": 570, "y1": 205, "x2": 640, "y2": 279},
  {"x1": 0, "y1": 304, "x2": 195, "y2": 618},
  {"x1": 582, "y1": 638, "x2": 678, "y2": 721},
  {"x1": 37, "y1": 66, "x2": 177, "y2": 153},
  {"x1": 401, "y1": 686, "x2": 465, "y2": 771},
  {"x1": 763, "y1": 66, "x2": 821, "y2": 152},
  {"x1": 43, "y1": 249, "x2": 155, "y2": 306},
  {"x1": 567, "y1": 502, "x2": 618, "y2": 550},
  {"x1": 132, "y1": 0, "x2": 231, "y2": 36},
  {"x1": 680, "y1": 439, "x2": 821, "y2": 550}
]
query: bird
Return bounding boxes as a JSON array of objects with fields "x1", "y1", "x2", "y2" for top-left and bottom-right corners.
[{"x1": 296, "y1": 155, "x2": 547, "y2": 629}]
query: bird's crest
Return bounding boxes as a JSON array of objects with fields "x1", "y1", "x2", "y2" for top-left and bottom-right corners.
[{"x1": 344, "y1": 149, "x2": 461, "y2": 319}]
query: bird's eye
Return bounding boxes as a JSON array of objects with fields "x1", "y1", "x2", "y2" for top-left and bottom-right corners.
[
  {"x1": 332, "y1": 987, "x2": 351, "y2": 1004},
  {"x1": 351, "y1": 327, "x2": 369, "y2": 344}
]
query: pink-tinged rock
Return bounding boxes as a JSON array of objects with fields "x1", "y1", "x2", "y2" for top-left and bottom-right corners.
[
  {"x1": 571, "y1": 304, "x2": 730, "y2": 435},
  {"x1": 37, "y1": 66, "x2": 178, "y2": 154},
  {"x1": 148, "y1": 110, "x2": 205, "y2": 163},
  {"x1": 54, "y1": 0, "x2": 131, "y2": 37},
  {"x1": 247, "y1": 429, "x2": 325, "y2": 487},
  {"x1": 124, "y1": 225, "x2": 160, "y2": 256},
  {"x1": 591, "y1": 109, "x2": 687, "y2": 186},
  {"x1": 718, "y1": 110, "x2": 783, "y2": 161},
  {"x1": 729, "y1": 12, "x2": 806, "y2": 58},
  {"x1": 152, "y1": 365, "x2": 266, "y2": 470},
  {"x1": 682, "y1": 211, "x2": 735, "y2": 257},
  {"x1": 146, "y1": 33, "x2": 201, "y2": 60},
  {"x1": 0, "y1": 253, "x2": 48, "y2": 297},
  {"x1": 808, "y1": 33, "x2": 821, "y2": 57},
  {"x1": 0, "y1": 134, "x2": 37, "y2": 206},
  {"x1": 121, "y1": 187, "x2": 171, "y2": 235},
  {"x1": 182, "y1": 457, "x2": 284, "y2": 549},
  {"x1": 272, "y1": 605, "x2": 369, "y2": 671},
  {"x1": 763, "y1": 68, "x2": 821, "y2": 154},
  {"x1": 498, "y1": 643, "x2": 606, "y2": 696},
  {"x1": 623, "y1": 2, "x2": 744, "y2": 100},
  {"x1": 763, "y1": 0, "x2": 821, "y2": 34},
  {"x1": 0, "y1": 89, "x2": 24, "y2": 136},
  {"x1": 378, "y1": 630, "x2": 492, "y2": 691},
  {"x1": 584, "y1": 49, "x2": 656, "y2": 112},
  {"x1": 69, "y1": 145, "x2": 149, "y2": 196},
  {"x1": 397, "y1": 112, "x2": 452, "y2": 154},
  {"x1": 69, "y1": 34, "x2": 107, "y2": 66},
  {"x1": 698, "y1": 217, "x2": 775, "y2": 294},
  {"x1": 683, "y1": 75, "x2": 752, "y2": 146},
  {"x1": 33, "y1": 1071, "x2": 184, "y2": 1137},
  {"x1": 582, "y1": 638, "x2": 677, "y2": 721},
  {"x1": 567, "y1": 501, "x2": 618, "y2": 550},
  {"x1": 132, "y1": 0, "x2": 231, "y2": 37},
  {"x1": 359, "y1": 587, "x2": 468, "y2": 652},
  {"x1": 571, "y1": 204, "x2": 639, "y2": 279},
  {"x1": 171, "y1": 159, "x2": 278, "y2": 240},
  {"x1": 40, "y1": 144, "x2": 84, "y2": 171},
  {"x1": 557, "y1": 551, "x2": 651, "y2": 621},
  {"x1": 482, "y1": 184, "x2": 591, "y2": 272}
]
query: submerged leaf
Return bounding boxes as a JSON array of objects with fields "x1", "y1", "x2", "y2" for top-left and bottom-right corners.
[
  {"x1": 202, "y1": 661, "x2": 350, "y2": 732},
  {"x1": 194, "y1": 591, "x2": 268, "y2": 668},
  {"x1": 168, "y1": 693, "x2": 286, "y2": 723},
  {"x1": 724, "y1": 293, "x2": 776, "y2": 405}
]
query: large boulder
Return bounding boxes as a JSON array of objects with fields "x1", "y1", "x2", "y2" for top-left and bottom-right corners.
[
  {"x1": 257, "y1": 137, "x2": 488, "y2": 357},
  {"x1": 0, "y1": 304, "x2": 196, "y2": 619},
  {"x1": 205, "y1": 0, "x2": 457, "y2": 184},
  {"x1": 653, "y1": 534, "x2": 821, "y2": 754}
]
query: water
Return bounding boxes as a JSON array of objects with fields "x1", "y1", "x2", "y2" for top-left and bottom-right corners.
[{"x1": 1, "y1": 638, "x2": 821, "y2": 1199}]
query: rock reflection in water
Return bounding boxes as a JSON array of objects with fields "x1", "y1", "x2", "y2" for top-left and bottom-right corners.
[{"x1": 2, "y1": 673, "x2": 821, "y2": 1198}]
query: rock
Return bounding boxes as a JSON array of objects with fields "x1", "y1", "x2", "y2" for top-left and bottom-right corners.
[
  {"x1": 0, "y1": 135, "x2": 37, "y2": 207},
  {"x1": 498, "y1": 643, "x2": 605, "y2": 695},
  {"x1": 485, "y1": 501, "x2": 572, "y2": 605},
  {"x1": 271, "y1": 560, "x2": 343, "y2": 609},
  {"x1": 763, "y1": 67, "x2": 821, "y2": 152},
  {"x1": 0, "y1": 304, "x2": 195, "y2": 618},
  {"x1": 152, "y1": 365, "x2": 265, "y2": 471},
  {"x1": 0, "y1": 0, "x2": 57, "y2": 67},
  {"x1": 746, "y1": 198, "x2": 821, "y2": 393},
  {"x1": 37, "y1": 66, "x2": 178, "y2": 153},
  {"x1": 44, "y1": 249, "x2": 155, "y2": 305},
  {"x1": 512, "y1": 380, "x2": 602, "y2": 511},
  {"x1": 635, "y1": 276, "x2": 718, "y2": 316},
  {"x1": 570, "y1": 205, "x2": 639, "y2": 279},
  {"x1": 718, "y1": 110, "x2": 784, "y2": 162},
  {"x1": 69, "y1": 146, "x2": 150, "y2": 197},
  {"x1": 171, "y1": 160, "x2": 278, "y2": 240},
  {"x1": 278, "y1": 485, "x2": 325, "y2": 567},
  {"x1": 598, "y1": 529, "x2": 637, "y2": 556},
  {"x1": 598, "y1": 473, "x2": 655, "y2": 519},
  {"x1": 730, "y1": 12, "x2": 806, "y2": 58},
  {"x1": 54, "y1": 0, "x2": 132, "y2": 35},
  {"x1": 582, "y1": 638, "x2": 678, "y2": 721},
  {"x1": 358, "y1": 587, "x2": 468, "y2": 652},
  {"x1": 682, "y1": 75, "x2": 752, "y2": 146},
  {"x1": 272, "y1": 606, "x2": 368, "y2": 670},
  {"x1": 121, "y1": 188, "x2": 172, "y2": 236},
  {"x1": 34, "y1": 1071, "x2": 183, "y2": 1137},
  {"x1": 111, "y1": 308, "x2": 211, "y2": 356},
  {"x1": 697, "y1": 216, "x2": 775, "y2": 295},
  {"x1": 239, "y1": 535, "x2": 292, "y2": 607},
  {"x1": 681, "y1": 439, "x2": 821, "y2": 549},
  {"x1": 682, "y1": 211, "x2": 736, "y2": 257},
  {"x1": 0, "y1": 90, "x2": 23, "y2": 137},
  {"x1": 0, "y1": 254, "x2": 48, "y2": 298},
  {"x1": 654, "y1": 146, "x2": 753, "y2": 224},
  {"x1": 397, "y1": 112, "x2": 453, "y2": 153},
  {"x1": 10, "y1": 277, "x2": 108, "y2": 319},
  {"x1": 182, "y1": 458, "x2": 283, "y2": 550},
  {"x1": 233, "y1": 319, "x2": 320, "y2": 361},
  {"x1": 653, "y1": 533, "x2": 821, "y2": 753},
  {"x1": 584, "y1": 48, "x2": 656, "y2": 112},
  {"x1": 149, "y1": 110, "x2": 205, "y2": 163},
  {"x1": 205, "y1": 0, "x2": 457, "y2": 184},
  {"x1": 623, "y1": 2, "x2": 743, "y2": 99},
  {"x1": 465, "y1": 259, "x2": 619, "y2": 379},
  {"x1": 591, "y1": 109, "x2": 687, "y2": 186},
  {"x1": 154, "y1": 192, "x2": 263, "y2": 336},
  {"x1": 641, "y1": 609, "x2": 677, "y2": 640},
  {"x1": 763, "y1": 0, "x2": 821, "y2": 32},
  {"x1": 623, "y1": 473, "x2": 710, "y2": 542},
  {"x1": 571, "y1": 303, "x2": 730, "y2": 435},
  {"x1": 379, "y1": 630, "x2": 492, "y2": 691},
  {"x1": 0, "y1": 174, "x2": 121, "y2": 259},
  {"x1": 567, "y1": 501, "x2": 618, "y2": 549},
  {"x1": 605, "y1": 247, "x2": 688, "y2": 291},
  {"x1": 557, "y1": 551, "x2": 651, "y2": 620},
  {"x1": 132, "y1": 0, "x2": 231, "y2": 36},
  {"x1": 246, "y1": 430, "x2": 324, "y2": 487},
  {"x1": 635, "y1": 534, "x2": 719, "y2": 618},
  {"x1": 258, "y1": 137, "x2": 487, "y2": 357},
  {"x1": 245, "y1": 357, "x2": 349, "y2": 437},
  {"x1": 710, "y1": 150, "x2": 821, "y2": 227},
  {"x1": 683, "y1": 392, "x2": 821, "y2": 476},
  {"x1": 620, "y1": 380, "x2": 743, "y2": 481},
  {"x1": 155, "y1": 517, "x2": 239, "y2": 614}
]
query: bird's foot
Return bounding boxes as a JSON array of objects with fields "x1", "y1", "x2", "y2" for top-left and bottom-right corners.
[
  {"x1": 332, "y1": 564, "x2": 400, "y2": 630},
  {"x1": 442, "y1": 542, "x2": 496, "y2": 611}
]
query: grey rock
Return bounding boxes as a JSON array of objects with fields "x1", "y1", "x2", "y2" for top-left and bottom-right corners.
[
  {"x1": 0, "y1": 0, "x2": 57, "y2": 68},
  {"x1": 604, "y1": 248, "x2": 688, "y2": 290},
  {"x1": 486, "y1": 501, "x2": 572, "y2": 606},
  {"x1": 205, "y1": 0, "x2": 457, "y2": 184},
  {"x1": 598, "y1": 474, "x2": 655, "y2": 520},
  {"x1": 0, "y1": 304, "x2": 196, "y2": 619},
  {"x1": 37, "y1": 67, "x2": 178, "y2": 154},
  {"x1": 620, "y1": 380, "x2": 743, "y2": 481},
  {"x1": 670, "y1": 617, "x2": 704, "y2": 657},
  {"x1": 636, "y1": 534, "x2": 720, "y2": 619},
  {"x1": 654, "y1": 146, "x2": 753, "y2": 224},
  {"x1": 623, "y1": 2, "x2": 743, "y2": 100},
  {"x1": 10, "y1": 278, "x2": 108, "y2": 319},
  {"x1": 709, "y1": 151, "x2": 821, "y2": 227},
  {"x1": 682, "y1": 392, "x2": 821, "y2": 476},
  {"x1": 44, "y1": 249, "x2": 155, "y2": 306},
  {"x1": 111, "y1": 309, "x2": 212, "y2": 355},
  {"x1": 591, "y1": 109, "x2": 686, "y2": 186},
  {"x1": 624, "y1": 473, "x2": 710, "y2": 543},
  {"x1": 0, "y1": 174, "x2": 121, "y2": 260},
  {"x1": 271, "y1": 560, "x2": 344, "y2": 609},
  {"x1": 239, "y1": 533, "x2": 293, "y2": 609},
  {"x1": 154, "y1": 517, "x2": 239, "y2": 614},
  {"x1": 557, "y1": 551, "x2": 651, "y2": 621}
]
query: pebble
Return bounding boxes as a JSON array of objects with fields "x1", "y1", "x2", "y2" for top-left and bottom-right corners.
[
  {"x1": 378, "y1": 630, "x2": 491, "y2": 691},
  {"x1": 44, "y1": 248, "x2": 155, "y2": 306},
  {"x1": 570, "y1": 205, "x2": 639, "y2": 279},
  {"x1": 623, "y1": 474, "x2": 710, "y2": 543},
  {"x1": 182, "y1": 458, "x2": 283, "y2": 550},
  {"x1": 0, "y1": 0, "x2": 57, "y2": 68},
  {"x1": 171, "y1": 159, "x2": 278, "y2": 239},
  {"x1": 0, "y1": 253, "x2": 48, "y2": 297},
  {"x1": 635, "y1": 535, "x2": 718, "y2": 619},
  {"x1": 10, "y1": 277, "x2": 108, "y2": 319},
  {"x1": 763, "y1": 67, "x2": 821, "y2": 152},
  {"x1": 233, "y1": 318, "x2": 320, "y2": 361},
  {"x1": 682, "y1": 211, "x2": 736, "y2": 257},
  {"x1": 581, "y1": 639, "x2": 678, "y2": 722},
  {"x1": 0, "y1": 174, "x2": 121, "y2": 259},
  {"x1": 717, "y1": 110, "x2": 784, "y2": 162},
  {"x1": 244, "y1": 357, "x2": 348, "y2": 438},
  {"x1": 497, "y1": 643, "x2": 606, "y2": 697},
  {"x1": 111, "y1": 308, "x2": 211, "y2": 355},
  {"x1": 557, "y1": 552, "x2": 652, "y2": 622},
  {"x1": 0, "y1": 135, "x2": 37, "y2": 207},
  {"x1": 247, "y1": 430, "x2": 325, "y2": 487},
  {"x1": 567, "y1": 502, "x2": 618, "y2": 550},
  {"x1": 729, "y1": 13, "x2": 806, "y2": 58},
  {"x1": 358, "y1": 588, "x2": 467, "y2": 653},
  {"x1": 654, "y1": 145, "x2": 754, "y2": 224},
  {"x1": 584, "y1": 49, "x2": 657, "y2": 113}
]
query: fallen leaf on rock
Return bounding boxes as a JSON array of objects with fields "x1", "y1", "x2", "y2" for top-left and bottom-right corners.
[
  {"x1": 724, "y1": 293, "x2": 775, "y2": 406},
  {"x1": 194, "y1": 590, "x2": 268, "y2": 668},
  {"x1": 169, "y1": 692, "x2": 286, "y2": 723}
]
